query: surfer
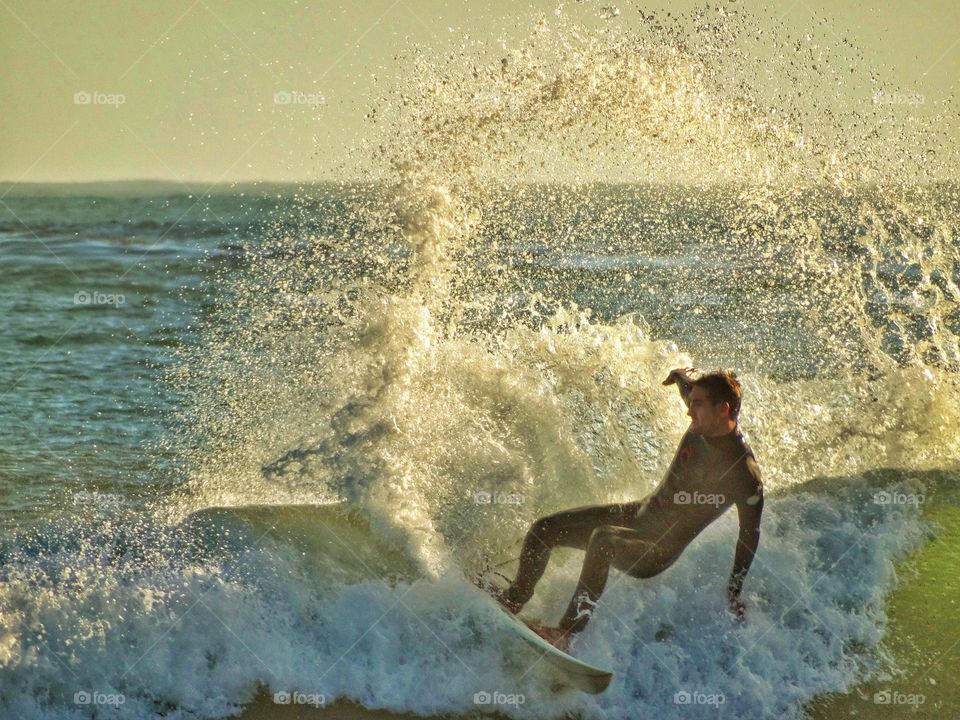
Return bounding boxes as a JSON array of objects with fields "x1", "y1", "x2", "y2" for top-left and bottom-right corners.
[{"x1": 485, "y1": 368, "x2": 764, "y2": 650}]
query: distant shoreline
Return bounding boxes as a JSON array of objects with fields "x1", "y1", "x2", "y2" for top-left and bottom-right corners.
[
  {"x1": 2, "y1": 179, "x2": 957, "y2": 199},
  {"x1": 0, "y1": 180, "x2": 358, "y2": 198}
]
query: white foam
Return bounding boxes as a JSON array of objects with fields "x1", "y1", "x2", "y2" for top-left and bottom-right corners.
[{"x1": 0, "y1": 471, "x2": 935, "y2": 719}]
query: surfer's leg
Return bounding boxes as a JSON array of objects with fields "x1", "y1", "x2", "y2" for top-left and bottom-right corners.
[
  {"x1": 503, "y1": 504, "x2": 635, "y2": 611},
  {"x1": 557, "y1": 525, "x2": 669, "y2": 634}
]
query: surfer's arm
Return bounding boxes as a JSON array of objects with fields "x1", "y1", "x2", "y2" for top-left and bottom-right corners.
[
  {"x1": 728, "y1": 486, "x2": 763, "y2": 600},
  {"x1": 662, "y1": 367, "x2": 697, "y2": 407}
]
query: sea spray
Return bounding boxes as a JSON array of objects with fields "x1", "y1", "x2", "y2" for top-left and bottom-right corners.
[{"x1": 171, "y1": 4, "x2": 959, "y2": 560}]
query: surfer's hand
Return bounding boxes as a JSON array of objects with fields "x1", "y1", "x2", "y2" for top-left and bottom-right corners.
[
  {"x1": 662, "y1": 367, "x2": 698, "y2": 386},
  {"x1": 727, "y1": 590, "x2": 746, "y2": 621}
]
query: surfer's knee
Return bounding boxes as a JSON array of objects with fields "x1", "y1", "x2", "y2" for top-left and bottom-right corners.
[
  {"x1": 586, "y1": 526, "x2": 617, "y2": 557},
  {"x1": 529, "y1": 514, "x2": 563, "y2": 546},
  {"x1": 624, "y1": 562, "x2": 665, "y2": 579},
  {"x1": 618, "y1": 545, "x2": 674, "y2": 579}
]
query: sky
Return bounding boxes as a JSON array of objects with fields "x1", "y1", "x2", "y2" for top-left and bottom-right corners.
[{"x1": 1, "y1": 0, "x2": 958, "y2": 184}]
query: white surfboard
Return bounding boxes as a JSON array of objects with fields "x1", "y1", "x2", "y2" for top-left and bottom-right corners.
[
  {"x1": 502, "y1": 612, "x2": 613, "y2": 694},
  {"x1": 474, "y1": 585, "x2": 613, "y2": 694}
]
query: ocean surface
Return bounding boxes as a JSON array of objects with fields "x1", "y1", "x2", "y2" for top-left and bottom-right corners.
[
  {"x1": 1, "y1": 182, "x2": 957, "y2": 720},
  {"x1": 2, "y1": 9, "x2": 960, "y2": 720}
]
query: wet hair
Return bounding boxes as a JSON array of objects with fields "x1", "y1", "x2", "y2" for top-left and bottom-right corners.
[{"x1": 691, "y1": 370, "x2": 742, "y2": 420}]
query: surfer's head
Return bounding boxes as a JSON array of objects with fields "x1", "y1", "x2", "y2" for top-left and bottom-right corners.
[{"x1": 688, "y1": 370, "x2": 741, "y2": 435}]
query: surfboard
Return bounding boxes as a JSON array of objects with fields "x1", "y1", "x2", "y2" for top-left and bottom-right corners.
[{"x1": 472, "y1": 583, "x2": 613, "y2": 694}]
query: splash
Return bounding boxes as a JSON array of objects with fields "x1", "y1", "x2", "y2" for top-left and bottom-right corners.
[{"x1": 168, "y1": 4, "x2": 960, "y2": 581}]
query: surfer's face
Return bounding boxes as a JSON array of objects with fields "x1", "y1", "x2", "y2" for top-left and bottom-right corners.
[{"x1": 687, "y1": 386, "x2": 730, "y2": 436}]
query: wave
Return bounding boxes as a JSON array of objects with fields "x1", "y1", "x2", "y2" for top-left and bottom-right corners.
[{"x1": 0, "y1": 472, "x2": 951, "y2": 719}]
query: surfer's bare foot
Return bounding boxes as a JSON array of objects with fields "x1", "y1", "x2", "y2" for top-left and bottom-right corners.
[
  {"x1": 486, "y1": 583, "x2": 523, "y2": 614},
  {"x1": 472, "y1": 575, "x2": 524, "y2": 614}
]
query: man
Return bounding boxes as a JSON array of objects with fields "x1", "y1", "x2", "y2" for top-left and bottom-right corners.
[{"x1": 485, "y1": 368, "x2": 764, "y2": 650}]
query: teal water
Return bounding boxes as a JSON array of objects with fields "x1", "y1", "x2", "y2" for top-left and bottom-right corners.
[{"x1": 0, "y1": 189, "x2": 354, "y2": 532}]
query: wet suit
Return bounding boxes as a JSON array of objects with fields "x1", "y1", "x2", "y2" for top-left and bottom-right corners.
[{"x1": 499, "y1": 377, "x2": 764, "y2": 634}]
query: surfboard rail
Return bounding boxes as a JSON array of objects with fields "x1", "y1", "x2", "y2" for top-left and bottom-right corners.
[
  {"x1": 471, "y1": 581, "x2": 613, "y2": 694},
  {"x1": 499, "y1": 610, "x2": 614, "y2": 694}
]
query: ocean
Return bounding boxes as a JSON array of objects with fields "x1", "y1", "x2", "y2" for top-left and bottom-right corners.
[{"x1": 2, "y1": 10, "x2": 960, "y2": 720}]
